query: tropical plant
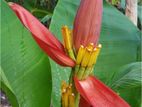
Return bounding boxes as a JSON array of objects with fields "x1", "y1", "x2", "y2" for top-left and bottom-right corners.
[{"x1": 0, "y1": 0, "x2": 141, "y2": 107}]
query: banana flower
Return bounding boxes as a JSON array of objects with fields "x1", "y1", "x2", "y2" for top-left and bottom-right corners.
[
  {"x1": 9, "y1": 1, "x2": 130, "y2": 107},
  {"x1": 9, "y1": 2, "x2": 75, "y2": 67}
]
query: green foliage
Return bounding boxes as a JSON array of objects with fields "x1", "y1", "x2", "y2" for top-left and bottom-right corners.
[
  {"x1": 0, "y1": 68, "x2": 19, "y2": 107},
  {"x1": 110, "y1": 62, "x2": 142, "y2": 107},
  {"x1": 120, "y1": 0, "x2": 125, "y2": 9},
  {"x1": 1, "y1": 1, "x2": 52, "y2": 107},
  {"x1": 119, "y1": 87, "x2": 141, "y2": 107},
  {"x1": 111, "y1": 0, "x2": 120, "y2": 5},
  {"x1": 5, "y1": 0, "x2": 56, "y2": 19},
  {"x1": 111, "y1": 62, "x2": 141, "y2": 89},
  {"x1": 49, "y1": 0, "x2": 141, "y2": 107},
  {"x1": 138, "y1": 0, "x2": 142, "y2": 5},
  {"x1": 1, "y1": 0, "x2": 141, "y2": 107}
]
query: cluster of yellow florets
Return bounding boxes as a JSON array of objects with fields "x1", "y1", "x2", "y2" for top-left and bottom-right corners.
[
  {"x1": 61, "y1": 25, "x2": 102, "y2": 80},
  {"x1": 75, "y1": 43, "x2": 102, "y2": 80},
  {"x1": 61, "y1": 26, "x2": 102, "y2": 107},
  {"x1": 61, "y1": 81, "x2": 75, "y2": 107}
]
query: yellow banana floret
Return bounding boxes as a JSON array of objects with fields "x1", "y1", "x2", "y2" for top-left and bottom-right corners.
[
  {"x1": 76, "y1": 45, "x2": 85, "y2": 65},
  {"x1": 61, "y1": 26, "x2": 75, "y2": 60},
  {"x1": 61, "y1": 82, "x2": 75, "y2": 107},
  {"x1": 87, "y1": 48, "x2": 97, "y2": 67},
  {"x1": 92, "y1": 44, "x2": 102, "y2": 65},
  {"x1": 61, "y1": 26, "x2": 72, "y2": 50},
  {"x1": 81, "y1": 47, "x2": 92, "y2": 67},
  {"x1": 87, "y1": 43, "x2": 94, "y2": 50},
  {"x1": 69, "y1": 93, "x2": 75, "y2": 107}
]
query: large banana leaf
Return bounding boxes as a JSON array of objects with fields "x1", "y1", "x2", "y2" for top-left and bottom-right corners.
[
  {"x1": 0, "y1": 1, "x2": 52, "y2": 107},
  {"x1": 49, "y1": 0, "x2": 141, "y2": 107},
  {"x1": 111, "y1": 62, "x2": 142, "y2": 90},
  {"x1": 110, "y1": 62, "x2": 142, "y2": 107}
]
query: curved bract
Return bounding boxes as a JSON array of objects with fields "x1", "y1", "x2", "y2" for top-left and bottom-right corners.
[
  {"x1": 74, "y1": 76, "x2": 130, "y2": 107},
  {"x1": 73, "y1": 0, "x2": 102, "y2": 51},
  {"x1": 9, "y1": 3, "x2": 75, "y2": 67}
]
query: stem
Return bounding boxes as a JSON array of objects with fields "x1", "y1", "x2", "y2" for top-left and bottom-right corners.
[
  {"x1": 69, "y1": 68, "x2": 80, "y2": 107},
  {"x1": 68, "y1": 49, "x2": 76, "y2": 60},
  {"x1": 31, "y1": 8, "x2": 51, "y2": 15},
  {"x1": 72, "y1": 84, "x2": 80, "y2": 107},
  {"x1": 69, "y1": 68, "x2": 74, "y2": 84},
  {"x1": 82, "y1": 67, "x2": 92, "y2": 80},
  {"x1": 75, "y1": 93, "x2": 80, "y2": 107},
  {"x1": 74, "y1": 65, "x2": 80, "y2": 75},
  {"x1": 77, "y1": 67, "x2": 85, "y2": 80}
]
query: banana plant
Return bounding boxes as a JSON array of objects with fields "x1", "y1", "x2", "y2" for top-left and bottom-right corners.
[{"x1": 0, "y1": 0, "x2": 141, "y2": 107}]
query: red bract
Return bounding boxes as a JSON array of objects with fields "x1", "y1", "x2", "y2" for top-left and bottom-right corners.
[
  {"x1": 79, "y1": 96, "x2": 91, "y2": 107},
  {"x1": 73, "y1": 0, "x2": 103, "y2": 51},
  {"x1": 9, "y1": 3, "x2": 75, "y2": 67},
  {"x1": 74, "y1": 76, "x2": 130, "y2": 107}
]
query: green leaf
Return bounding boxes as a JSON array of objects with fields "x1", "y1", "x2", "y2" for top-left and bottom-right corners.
[
  {"x1": 49, "y1": 0, "x2": 141, "y2": 107},
  {"x1": 118, "y1": 87, "x2": 141, "y2": 107},
  {"x1": 1, "y1": 1, "x2": 52, "y2": 107},
  {"x1": 111, "y1": 0, "x2": 119, "y2": 5},
  {"x1": 120, "y1": 0, "x2": 125, "y2": 9},
  {"x1": 111, "y1": 62, "x2": 142, "y2": 89},
  {"x1": 98, "y1": 1, "x2": 141, "y2": 83},
  {"x1": 109, "y1": 62, "x2": 142, "y2": 107},
  {"x1": 41, "y1": 14, "x2": 52, "y2": 23},
  {"x1": 138, "y1": 0, "x2": 142, "y2": 5},
  {"x1": 0, "y1": 68, "x2": 19, "y2": 107}
]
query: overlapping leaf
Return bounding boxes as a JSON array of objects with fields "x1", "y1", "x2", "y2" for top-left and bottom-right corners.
[
  {"x1": 1, "y1": 1, "x2": 52, "y2": 107},
  {"x1": 109, "y1": 62, "x2": 142, "y2": 107},
  {"x1": 111, "y1": 62, "x2": 142, "y2": 89}
]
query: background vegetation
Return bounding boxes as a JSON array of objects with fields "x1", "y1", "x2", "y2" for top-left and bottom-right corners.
[{"x1": 1, "y1": 0, "x2": 141, "y2": 107}]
